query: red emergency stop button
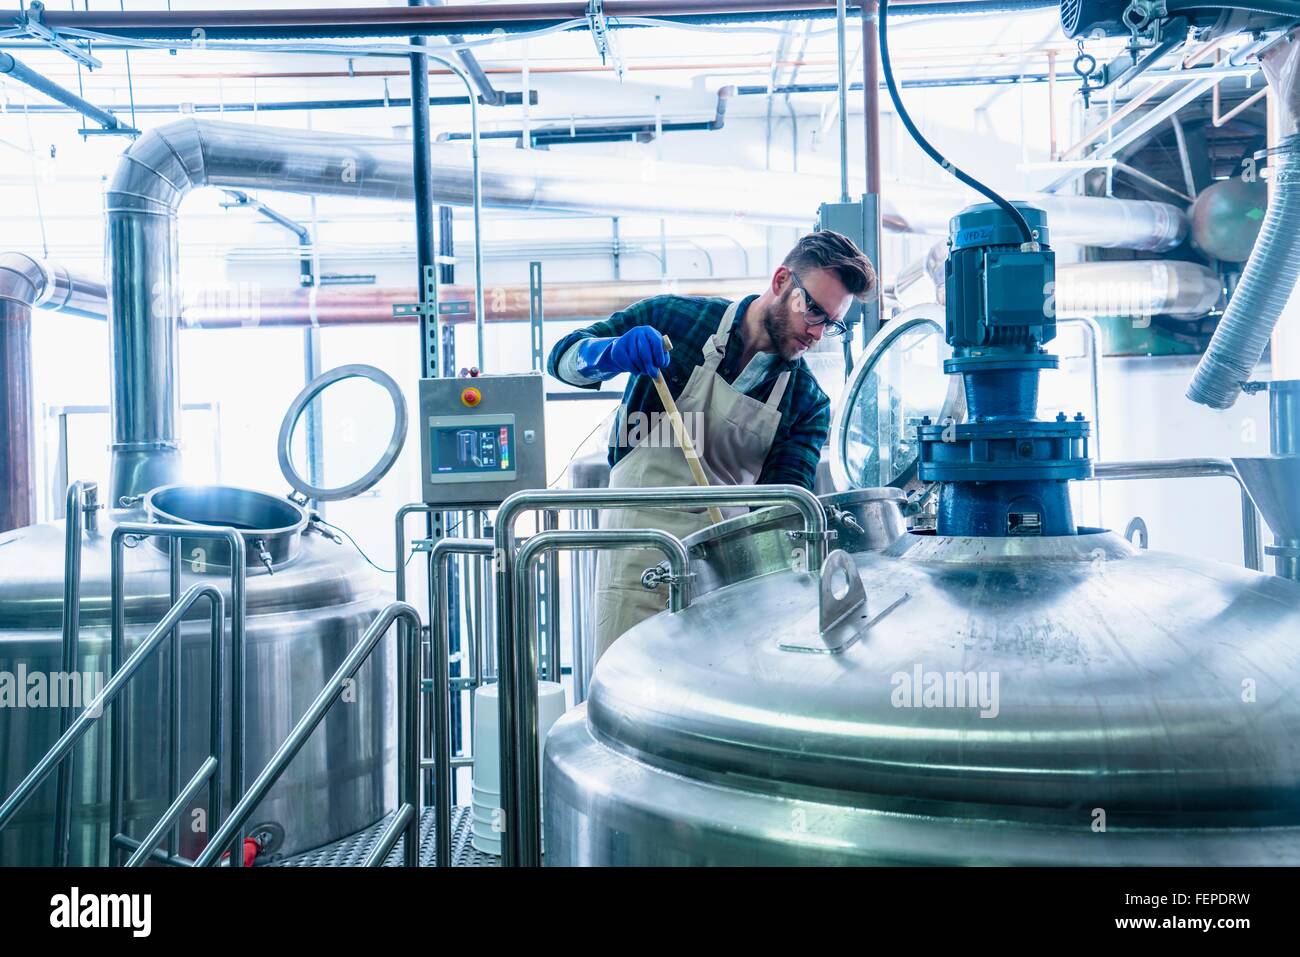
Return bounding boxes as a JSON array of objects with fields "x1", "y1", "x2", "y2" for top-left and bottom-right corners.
[{"x1": 461, "y1": 387, "x2": 482, "y2": 407}]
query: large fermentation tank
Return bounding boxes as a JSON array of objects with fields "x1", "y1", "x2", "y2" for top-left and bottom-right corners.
[
  {"x1": 0, "y1": 494, "x2": 393, "y2": 866},
  {"x1": 544, "y1": 530, "x2": 1300, "y2": 864},
  {"x1": 0, "y1": 364, "x2": 409, "y2": 866},
  {"x1": 543, "y1": 293, "x2": 1300, "y2": 865}
]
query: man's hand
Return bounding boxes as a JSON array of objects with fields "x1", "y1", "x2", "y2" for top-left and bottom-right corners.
[
  {"x1": 608, "y1": 327, "x2": 669, "y2": 376},
  {"x1": 575, "y1": 327, "x2": 670, "y2": 379}
]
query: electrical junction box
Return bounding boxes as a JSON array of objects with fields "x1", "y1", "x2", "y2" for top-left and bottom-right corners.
[{"x1": 418, "y1": 372, "x2": 548, "y2": 506}]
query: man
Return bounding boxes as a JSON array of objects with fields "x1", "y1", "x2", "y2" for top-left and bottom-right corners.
[{"x1": 547, "y1": 230, "x2": 877, "y2": 660}]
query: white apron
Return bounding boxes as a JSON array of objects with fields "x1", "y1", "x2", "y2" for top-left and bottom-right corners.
[{"x1": 592, "y1": 300, "x2": 791, "y2": 662}]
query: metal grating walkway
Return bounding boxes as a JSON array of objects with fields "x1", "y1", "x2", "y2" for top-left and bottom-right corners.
[{"x1": 272, "y1": 806, "x2": 501, "y2": 867}]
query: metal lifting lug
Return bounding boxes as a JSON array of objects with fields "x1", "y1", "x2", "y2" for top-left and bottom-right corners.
[{"x1": 118, "y1": 494, "x2": 144, "y2": 509}]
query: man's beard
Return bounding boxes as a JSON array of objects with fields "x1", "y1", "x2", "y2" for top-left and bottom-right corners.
[{"x1": 763, "y1": 288, "x2": 807, "y2": 361}]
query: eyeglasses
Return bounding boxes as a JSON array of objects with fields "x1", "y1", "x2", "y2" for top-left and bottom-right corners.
[{"x1": 787, "y1": 270, "x2": 850, "y2": 337}]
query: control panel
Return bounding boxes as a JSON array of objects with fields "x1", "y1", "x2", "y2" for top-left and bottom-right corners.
[{"x1": 418, "y1": 373, "x2": 548, "y2": 505}]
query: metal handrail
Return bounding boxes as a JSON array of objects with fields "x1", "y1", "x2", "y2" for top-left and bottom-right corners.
[
  {"x1": 112, "y1": 521, "x2": 247, "y2": 864},
  {"x1": 52, "y1": 479, "x2": 98, "y2": 866},
  {"x1": 1091, "y1": 458, "x2": 1263, "y2": 571},
  {"x1": 493, "y1": 485, "x2": 820, "y2": 866},
  {"x1": 0, "y1": 583, "x2": 225, "y2": 868},
  {"x1": 194, "y1": 601, "x2": 423, "y2": 867},
  {"x1": 428, "y1": 538, "x2": 494, "y2": 869}
]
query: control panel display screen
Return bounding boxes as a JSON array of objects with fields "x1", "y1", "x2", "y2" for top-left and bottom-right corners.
[{"x1": 426, "y1": 414, "x2": 517, "y2": 483}]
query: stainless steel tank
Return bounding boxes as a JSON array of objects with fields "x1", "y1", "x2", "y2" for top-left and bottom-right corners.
[
  {"x1": 544, "y1": 529, "x2": 1300, "y2": 864},
  {"x1": 544, "y1": 319, "x2": 1300, "y2": 866},
  {"x1": 0, "y1": 492, "x2": 393, "y2": 866},
  {"x1": 0, "y1": 364, "x2": 409, "y2": 866}
]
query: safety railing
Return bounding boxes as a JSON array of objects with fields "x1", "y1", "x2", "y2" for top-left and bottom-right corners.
[
  {"x1": 110, "y1": 522, "x2": 247, "y2": 866},
  {"x1": 0, "y1": 582, "x2": 226, "y2": 869},
  {"x1": 51, "y1": 480, "x2": 98, "y2": 866},
  {"x1": 1091, "y1": 458, "x2": 1263, "y2": 571},
  {"x1": 427, "y1": 538, "x2": 494, "y2": 868},
  {"x1": 493, "y1": 484, "x2": 827, "y2": 866},
  {"x1": 194, "y1": 601, "x2": 423, "y2": 867}
]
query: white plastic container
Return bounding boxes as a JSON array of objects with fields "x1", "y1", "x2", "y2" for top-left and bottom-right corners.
[{"x1": 470, "y1": 680, "x2": 565, "y2": 855}]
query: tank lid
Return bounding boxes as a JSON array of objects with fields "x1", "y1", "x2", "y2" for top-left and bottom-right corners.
[
  {"x1": 588, "y1": 533, "x2": 1300, "y2": 826},
  {"x1": 277, "y1": 363, "x2": 408, "y2": 503}
]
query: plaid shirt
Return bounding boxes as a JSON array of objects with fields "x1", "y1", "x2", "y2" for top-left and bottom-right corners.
[{"x1": 548, "y1": 294, "x2": 830, "y2": 491}]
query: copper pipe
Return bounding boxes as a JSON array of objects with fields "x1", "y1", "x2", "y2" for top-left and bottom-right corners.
[
  {"x1": 1214, "y1": 84, "x2": 1269, "y2": 127},
  {"x1": 180, "y1": 278, "x2": 759, "y2": 329}
]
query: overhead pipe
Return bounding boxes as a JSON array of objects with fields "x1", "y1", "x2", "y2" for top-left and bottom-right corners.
[
  {"x1": 0, "y1": 52, "x2": 130, "y2": 132},
  {"x1": 1189, "y1": 30, "x2": 1300, "y2": 409},
  {"x1": 180, "y1": 277, "x2": 761, "y2": 328},
  {"x1": 38, "y1": 1, "x2": 1058, "y2": 40},
  {"x1": 6, "y1": 91, "x2": 535, "y2": 116},
  {"x1": 438, "y1": 86, "x2": 734, "y2": 147},
  {"x1": 102, "y1": 116, "x2": 1186, "y2": 501},
  {"x1": 0, "y1": 253, "x2": 106, "y2": 532}
]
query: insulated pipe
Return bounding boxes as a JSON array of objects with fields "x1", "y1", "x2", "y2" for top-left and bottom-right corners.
[
  {"x1": 161, "y1": 264, "x2": 1223, "y2": 328},
  {"x1": 924, "y1": 252, "x2": 1221, "y2": 320},
  {"x1": 0, "y1": 253, "x2": 107, "y2": 531},
  {"x1": 103, "y1": 117, "x2": 1187, "y2": 500}
]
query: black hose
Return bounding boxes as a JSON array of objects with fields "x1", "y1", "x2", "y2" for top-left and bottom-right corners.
[
  {"x1": 878, "y1": 0, "x2": 1035, "y2": 244},
  {"x1": 1165, "y1": 0, "x2": 1300, "y2": 20}
]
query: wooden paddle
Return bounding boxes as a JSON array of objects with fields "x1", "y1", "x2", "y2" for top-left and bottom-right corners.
[{"x1": 649, "y1": 335, "x2": 725, "y2": 526}]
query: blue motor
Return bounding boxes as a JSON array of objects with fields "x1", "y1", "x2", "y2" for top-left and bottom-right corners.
[{"x1": 918, "y1": 202, "x2": 1092, "y2": 537}]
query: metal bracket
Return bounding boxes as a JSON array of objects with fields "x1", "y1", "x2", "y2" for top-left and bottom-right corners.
[
  {"x1": 16, "y1": 2, "x2": 102, "y2": 70},
  {"x1": 393, "y1": 265, "x2": 441, "y2": 377},
  {"x1": 785, "y1": 529, "x2": 839, "y2": 544},
  {"x1": 529, "y1": 261, "x2": 544, "y2": 372},
  {"x1": 586, "y1": 0, "x2": 625, "y2": 79},
  {"x1": 1124, "y1": 516, "x2": 1150, "y2": 549}
]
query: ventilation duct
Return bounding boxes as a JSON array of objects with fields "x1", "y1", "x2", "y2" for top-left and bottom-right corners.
[{"x1": 1188, "y1": 30, "x2": 1300, "y2": 410}]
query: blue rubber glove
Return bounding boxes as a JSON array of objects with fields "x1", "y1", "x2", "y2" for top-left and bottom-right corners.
[{"x1": 576, "y1": 327, "x2": 669, "y2": 379}]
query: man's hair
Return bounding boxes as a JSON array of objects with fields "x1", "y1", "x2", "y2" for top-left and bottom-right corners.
[{"x1": 782, "y1": 231, "x2": 877, "y2": 303}]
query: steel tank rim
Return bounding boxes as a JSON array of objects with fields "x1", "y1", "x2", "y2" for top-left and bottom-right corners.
[
  {"x1": 545, "y1": 705, "x2": 1300, "y2": 866},
  {"x1": 143, "y1": 483, "x2": 309, "y2": 569},
  {"x1": 585, "y1": 535, "x2": 1300, "y2": 820}
]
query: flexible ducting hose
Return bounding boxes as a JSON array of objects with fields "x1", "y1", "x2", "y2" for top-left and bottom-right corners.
[{"x1": 1187, "y1": 134, "x2": 1300, "y2": 409}]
